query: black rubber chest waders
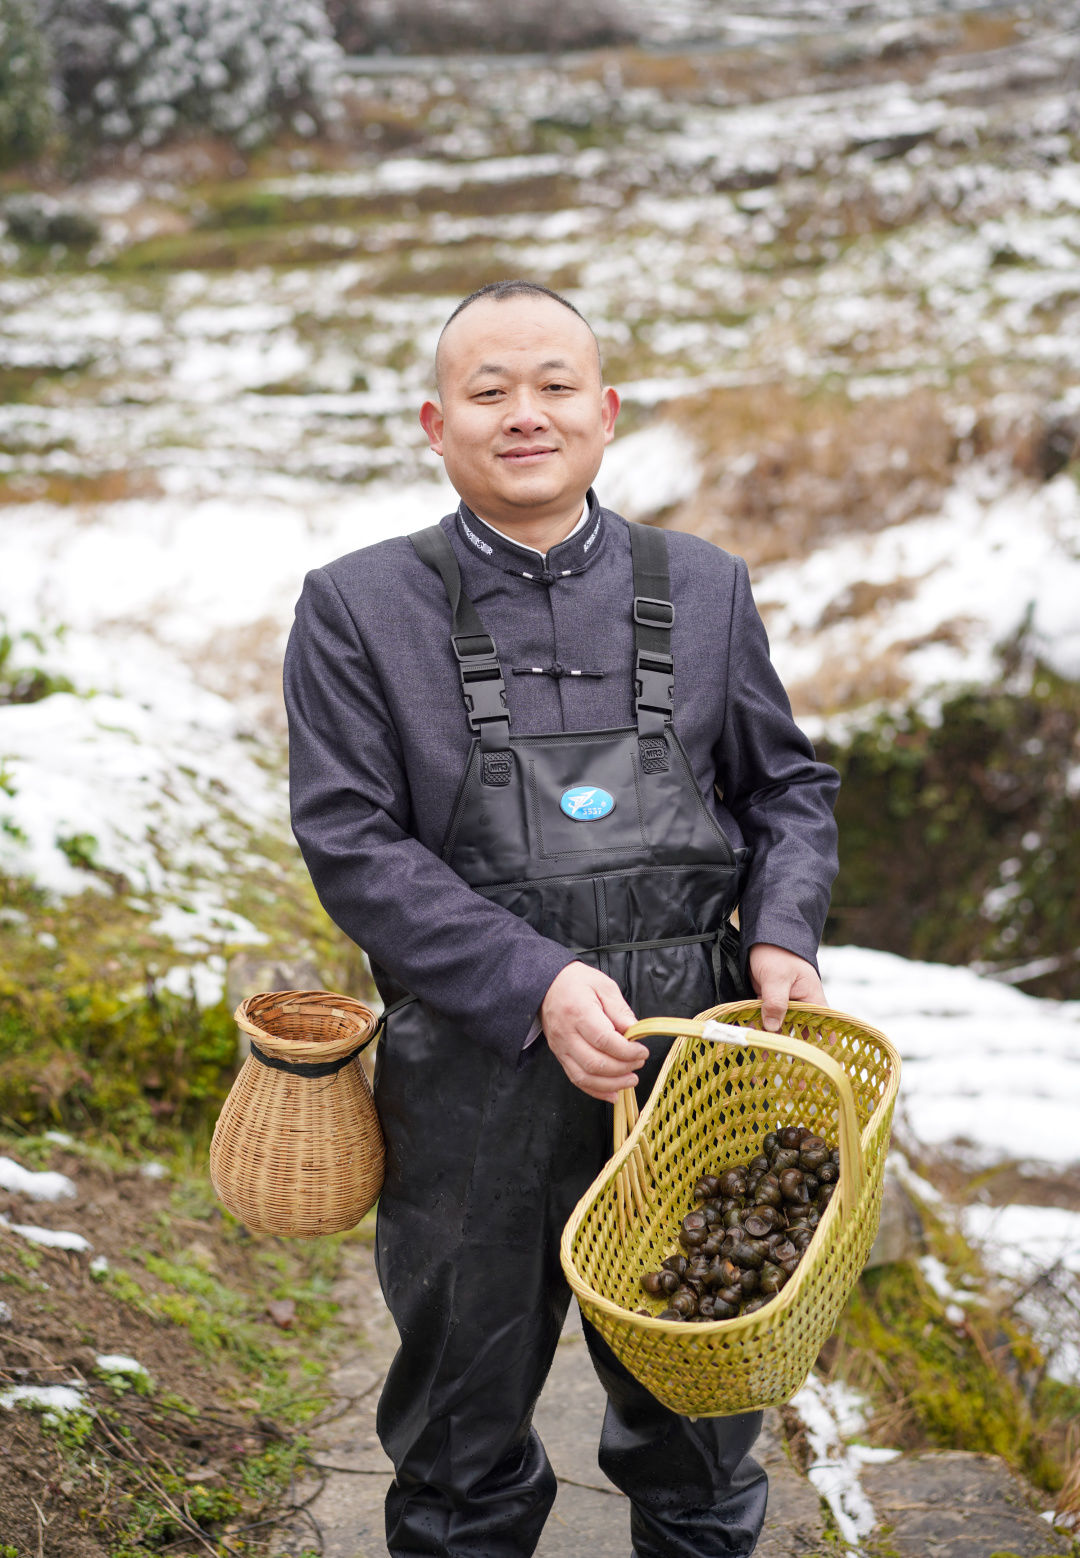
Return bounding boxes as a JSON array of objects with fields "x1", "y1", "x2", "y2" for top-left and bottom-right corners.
[{"x1": 372, "y1": 523, "x2": 768, "y2": 1557}]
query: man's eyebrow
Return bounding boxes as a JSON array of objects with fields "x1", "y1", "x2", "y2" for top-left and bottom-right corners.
[{"x1": 465, "y1": 358, "x2": 575, "y2": 384}]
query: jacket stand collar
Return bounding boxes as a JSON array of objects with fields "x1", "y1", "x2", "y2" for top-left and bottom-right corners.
[{"x1": 455, "y1": 490, "x2": 607, "y2": 581}]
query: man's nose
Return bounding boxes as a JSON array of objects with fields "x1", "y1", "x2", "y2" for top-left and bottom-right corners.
[{"x1": 504, "y1": 387, "x2": 549, "y2": 431}]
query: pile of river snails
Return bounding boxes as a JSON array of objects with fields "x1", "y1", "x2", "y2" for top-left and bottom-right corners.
[{"x1": 638, "y1": 1125, "x2": 839, "y2": 1322}]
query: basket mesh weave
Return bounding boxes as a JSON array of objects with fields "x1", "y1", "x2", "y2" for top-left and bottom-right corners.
[
  {"x1": 560, "y1": 1001, "x2": 900, "y2": 1417},
  {"x1": 210, "y1": 989, "x2": 384, "y2": 1238}
]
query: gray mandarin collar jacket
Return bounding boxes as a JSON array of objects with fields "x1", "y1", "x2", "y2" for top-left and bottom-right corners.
[{"x1": 283, "y1": 494, "x2": 839, "y2": 1063}]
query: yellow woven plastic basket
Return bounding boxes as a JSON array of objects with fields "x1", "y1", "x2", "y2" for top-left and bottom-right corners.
[{"x1": 560, "y1": 1001, "x2": 900, "y2": 1417}]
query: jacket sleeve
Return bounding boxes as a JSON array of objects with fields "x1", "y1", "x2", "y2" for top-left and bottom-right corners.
[
  {"x1": 283, "y1": 566, "x2": 576, "y2": 1063},
  {"x1": 716, "y1": 557, "x2": 840, "y2": 970}
]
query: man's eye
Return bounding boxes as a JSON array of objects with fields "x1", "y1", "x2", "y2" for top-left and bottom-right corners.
[
  {"x1": 545, "y1": 383, "x2": 573, "y2": 393},
  {"x1": 474, "y1": 388, "x2": 502, "y2": 399}
]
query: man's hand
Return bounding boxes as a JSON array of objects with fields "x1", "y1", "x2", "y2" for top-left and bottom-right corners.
[
  {"x1": 748, "y1": 943, "x2": 826, "y2": 1033},
  {"x1": 540, "y1": 962, "x2": 645, "y2": 1102}
]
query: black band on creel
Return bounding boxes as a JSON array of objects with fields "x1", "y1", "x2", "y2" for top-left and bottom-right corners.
[{"x1": 248, "y1": 1040, "x2": 364, "y2": 1078}]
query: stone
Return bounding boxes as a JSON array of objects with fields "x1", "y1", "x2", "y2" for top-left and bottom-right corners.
[
  {"x1": 861, "y1": 1450, "x2": 1070, "y2": 1557},
  {"x1": 865, "y1": 1169, "x2": 926, "y2": 1269}
]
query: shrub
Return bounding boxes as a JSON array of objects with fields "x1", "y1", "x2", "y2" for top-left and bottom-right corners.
[
  {"x1": 1, "y1": 191, "x2": 101, "y2": 246},
  {"x1": 40, "y1": 0, "x2": 345, "y2": 149},
  {"x1": 326, "y1": 0, "x2": 632, "y2": 56},
  {"x1": 0, "y1": 0, "x2": 56, "y2": 166},
  {"x1": 0, "y1": 624, "x2": 76, "y2": 705}
]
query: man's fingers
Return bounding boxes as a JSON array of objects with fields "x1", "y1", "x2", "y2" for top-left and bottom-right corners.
[
  {"x1": 758, "y1": 980, "x2": 787, "y2": 1033},
  {"x1": 540, "y1": 962, "x2": 645, "y2": 1100},
  {"x1": 582, "y1": 1020, "x2": 647, "y2": 1066},
  {"x1": 594, "y1": 979, "x2": 636, "y2": 1034},
  {"x1": 557, "y1": 1039, "x2": 640, "y2": 1096}
]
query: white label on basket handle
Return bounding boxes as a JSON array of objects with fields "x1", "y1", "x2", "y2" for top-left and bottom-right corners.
[{"x1": 701, "y1": 1020, "x2": 764, "y2": 1046}]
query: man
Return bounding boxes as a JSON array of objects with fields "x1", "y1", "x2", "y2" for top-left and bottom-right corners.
[{"x1": 284, "y1": 280, "x2": 839, "y2": 1557}]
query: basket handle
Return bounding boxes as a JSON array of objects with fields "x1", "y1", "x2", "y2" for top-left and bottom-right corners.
[{"x1": 619, "y1": 1014, "x2": 866, "y2": 1217}]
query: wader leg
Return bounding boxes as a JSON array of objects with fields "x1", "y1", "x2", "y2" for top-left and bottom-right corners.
[
  {"x1": 583, "y1": 1322, "x2": 768, "y2": 1558},
  {"x1": 374, "y1": 1003, "x2": 609, "y2": 1558}
]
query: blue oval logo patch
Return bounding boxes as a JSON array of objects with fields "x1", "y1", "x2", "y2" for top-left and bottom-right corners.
[{"x1": 559, "y1": 786, "x2": 616, "y2": 822}]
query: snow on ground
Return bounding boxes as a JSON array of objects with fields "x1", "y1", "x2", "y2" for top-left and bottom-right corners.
[
  {"x1": 0, "y1": 1216, "x2": 93, "y2": 1252},
  {"x1": 790, "y1": 1374, "x2": 901, "y2": 1550},
  {"x1": 819, "y1": 944, "x2": 1080, "y2": 1167},
  {"x1": 0, "y1": 1158, "x2": 77, "y2": 1202},
  {"x1": 818, "y1": 943, "x2": 1080, "y2": 1387},
  {"x1": 95, "y1": 1354, "x2": 149, "y2": 1379},
  {"x1": 962, "y1": 1202, "x2": 1080, "y2": 1384},
  {"x1": 757, "y1": 466, "x2": 1080, "y2": 717},
  {"x1": 0, "y1": 1383, "x2": 91, "y2": 1415},
  {"x1": 0, "y1": 477, "x2": 454, "y2": 914}
]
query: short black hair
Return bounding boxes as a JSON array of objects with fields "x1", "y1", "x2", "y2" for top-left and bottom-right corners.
[
  {"x1": 442, "y1": 279, "x2": 588, "y2": 332},
  {"x1": 434, "y1": 279, "x2": 600, "y2": 394}
]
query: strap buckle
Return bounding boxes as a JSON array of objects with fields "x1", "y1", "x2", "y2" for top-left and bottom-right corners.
[
  {"x1": 635, "y1": 650, "x2": 674, "y2": 715},
  {"x1": 633, "y1": 596, "x2": 674, "y2": 630},
  {"x1": 460, "y1": 664, "x2": 509, "y2": 731}
]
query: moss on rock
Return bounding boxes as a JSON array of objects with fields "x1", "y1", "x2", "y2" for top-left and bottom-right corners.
[{"x1": 820, "y1": 667, "x2": 1080, "y2": 998}]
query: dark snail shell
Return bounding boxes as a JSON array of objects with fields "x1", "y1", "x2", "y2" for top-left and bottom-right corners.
[
  {"x1": 754, "y1": 1173, "x2": 783, "y2": 1208},
  {"x1": 799, "y1": 1136, "x2": 828, "y2": 1172},
  {"x1": 758, "y1": 1262, "x2": 786, "y2": 1295}
]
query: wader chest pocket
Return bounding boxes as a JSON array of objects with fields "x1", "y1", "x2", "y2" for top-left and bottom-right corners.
[{"x1": 527, "y1": 740, "x2": 647, "y2": 859}]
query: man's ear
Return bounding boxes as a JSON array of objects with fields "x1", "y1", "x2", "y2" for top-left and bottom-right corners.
[
  {"x1": 601, "y1": 386, "x2": 620, "y2": 446},
  {"x1": 419, "y1": 399, "x2": 444, "y2": 454}
]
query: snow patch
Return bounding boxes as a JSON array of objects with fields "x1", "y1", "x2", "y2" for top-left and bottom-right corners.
[
  {"x1": 0, "y1": 1157, "x2": 77, "y2": 1202},
  {"x1": 96, "y1": 1353, "x2": 148, "y2": 1378},
  {"x1": 0, "y1": 1215, "x2": 92, "y2": 1252},
  {"x1": 0, "y1": 1383, "x2": 91, "y2": 1414},
  {"x1": 791, "y1": 1374, "x2": 900, "y2": 1551},
  {"x1": 819, "y1": 945, "x2": 1080, "y2": 1166},
  {"x1": 962, "y1": 1204, "x2": 1080, "y2": 1384},
  {"x1": 598, "y1": 423, "x2": 702, "y2": 520}
]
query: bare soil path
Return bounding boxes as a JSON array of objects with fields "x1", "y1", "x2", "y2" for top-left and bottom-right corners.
[{"x1": 281, "y1": 1241, "x2": 1070, "y2": 1558}]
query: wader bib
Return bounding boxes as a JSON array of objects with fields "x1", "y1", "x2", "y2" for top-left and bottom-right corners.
[{"x1": 373, "y1": 523, "x2": 767, "y2": 1558}]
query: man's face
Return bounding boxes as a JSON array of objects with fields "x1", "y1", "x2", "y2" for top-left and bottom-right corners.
[{"x1": 419, "y1": 295, "x2": 619, "y2": 532}]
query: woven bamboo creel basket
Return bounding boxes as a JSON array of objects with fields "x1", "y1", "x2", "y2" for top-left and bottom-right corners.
[
  {"x1": 560, "y1": 1000, "x2": 900, "y2": 1417},
  {"x1": 210, "y1": 989, "x2": 384, "y2": 1238}
]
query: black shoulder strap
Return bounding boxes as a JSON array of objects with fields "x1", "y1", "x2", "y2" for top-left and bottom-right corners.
[
  {"x1": 629, "y1": 523, "x2": 674, "y2": 744},
  {"x1": 410, "y1": 526, "x2": 511, "y2": 767}
]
